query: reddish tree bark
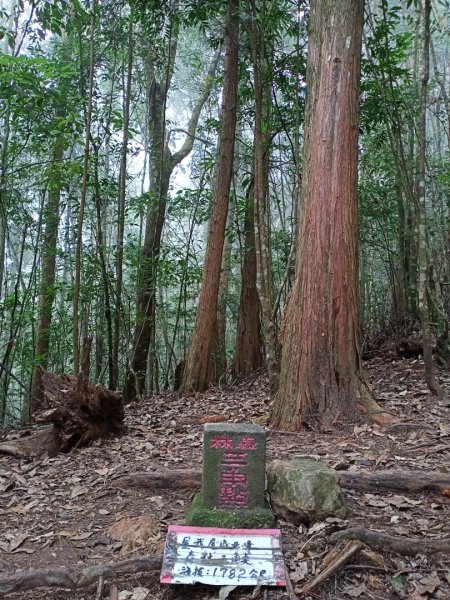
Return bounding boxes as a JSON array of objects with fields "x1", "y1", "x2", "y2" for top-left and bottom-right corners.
[
  {"x1": 271, "y1": 0, "x2": 365, "y2": 429},
  {"x1": 180, "y1": 0, "x2": 239, "y2": 393},
  {"x1": 233, "y1": 184, "x2": 263, "y2": 377}
]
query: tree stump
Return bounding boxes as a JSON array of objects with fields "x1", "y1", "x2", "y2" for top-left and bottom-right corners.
[{"x1": 34, "y1": 369, "x2": 125, "y2": 452}]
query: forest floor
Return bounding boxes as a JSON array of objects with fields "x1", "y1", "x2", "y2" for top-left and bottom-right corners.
[{"x1": 1, "y1": 351, "x2": 450, "y2": 600}]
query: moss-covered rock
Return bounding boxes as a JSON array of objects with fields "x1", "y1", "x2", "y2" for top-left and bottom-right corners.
[
  {"x1": 186, "y1": 492, "x2": 275, "y2": 528},
  {"x1": 267, "y1": 458, "x2": 346, "y2": 525}
]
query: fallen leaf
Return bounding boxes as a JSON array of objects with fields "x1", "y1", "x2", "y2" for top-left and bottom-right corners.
[
  {"x1": 95, "y1": 467, "x2": 110, "y2": 476},
  {"x1": 290, "y1": 561, "x2": 308, "y2": 582},
  {"x1": 343, "y1": 583, "x2": 366, "y2": 597},
  {"x1": 70, "y1": 485, "x2": 88, "y2": 499},
  {"x1": 307, "y1": 522, "x2": 327, "y2": 535},
  {"x1": 130, "y1": 587, "x2": 150, "y2": 600},
  {"x1": 364, "y1": 496, "x2": 388, "y2": 508},
  {"x1": 70, "y1": 531, "x2": 94, "y2": 541},
  {"x1": 218, "y1": 586, "x2": 238, "y2": 600},
  {"x1": 8, "y1": 533, "x2": 29, "y2": 552},
  {"x1": 391, "y1": 574, "x2": 405, "y2": 591}
]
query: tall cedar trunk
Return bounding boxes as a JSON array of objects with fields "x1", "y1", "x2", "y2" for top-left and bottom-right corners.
[
  {"x1": 253, "y1": 84, "x2": 278, "y2": 390},
  {"x1": 30, "y1": 138, "x2": 64, "y2": 413},
  {"x1": 123, "y1": 45, "x2": 221, "y2": 402},
  {"x1": 417, "y1": 0, "x2": 442, "y2": 398},
  {"x1": 233, "y1": 184, "x2": 263, "y2": 377},
  {"x1": 249, "y1": 0, "x2": 279, "y2": 390},
  {"x1": 207, "y1": 199, "x2": 234, "y2": 384},
  {"x1": 180, "y1": 0, "x2": 239, "y2": 393},
  {"x1": 271, "y1": 0, "x2": 364, "y2": 429}
]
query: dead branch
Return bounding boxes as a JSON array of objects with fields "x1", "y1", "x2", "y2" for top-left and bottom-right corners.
[
  {"x1": 111, "y1": 467, "x2": 450, "y2": 499},
  {"x1": 177, "y1": 414, "x2": 231, "y2": 428},
  {"x1": 0, "y1": 443, "x2": 29, "y2": 458},
  {"x1": 384, "y1": 422, "x2": 435, "y2": 435},
  {"x1": 331, "y1": 528, "x2": 450, "y2": 556},
  {"x1": 298, "y1": 541, "x2": 363, "y2": 596},
  {"x1": 0, "y1": 555, "x2": 163, "y2": 596}
]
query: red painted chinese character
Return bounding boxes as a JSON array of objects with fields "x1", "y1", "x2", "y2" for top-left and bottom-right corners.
[
  {"x1": 222, "y1": 451, "x2": 247, "y2": 467},
  {"x1": 210, "y1": 436, "x2": 233, "y2": 449},
  {"x1": 219, "y1": 470, "x2": 249, "y2": 508},
  {"x1": 236, "y1": 436, "x2": 258, "y2": 450}
]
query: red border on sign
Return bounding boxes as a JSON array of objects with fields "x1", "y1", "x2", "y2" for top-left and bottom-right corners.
[{"x1": 168, "y1": 525, "x2": 281, "y2": 536}]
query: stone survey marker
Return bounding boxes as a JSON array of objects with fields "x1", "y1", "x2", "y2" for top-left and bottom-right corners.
[
  {"x1": 186, "y1": 423, "x2": 275, "y2": 527},
  {"x1": 160, "y1": 525, "x2": 286, "y2": 586}
]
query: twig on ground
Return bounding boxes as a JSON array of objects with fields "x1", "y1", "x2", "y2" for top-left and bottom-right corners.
[
  {"x1": 284, "y1": 573, "x2": 299, "y2": 600},
  {"x1": 298, "y1": 540, "x2": 363, "y2": 596},
  {"x1": 109, "y1": 584, "x2": 118, "y2": 600},
  {"x1": 95, "y1": 575, "x2": 104, "y2": 600}
]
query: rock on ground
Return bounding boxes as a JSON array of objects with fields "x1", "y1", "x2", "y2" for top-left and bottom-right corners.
[{"x1": 267, "y1": 458, "x2": 347, "y2": 524}]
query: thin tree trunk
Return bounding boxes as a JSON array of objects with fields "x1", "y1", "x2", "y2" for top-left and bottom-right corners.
[
  {"x1": 113, "y1": 18, "x2": 134, "y2": 389},
  {"x1": 417, "y1": 0, "x2": 443, "y2": 399},
  {"x1": 180, "y1": 0, "x2": 239, "y2": 393},
  {"x1": 92, "y1": 144, "x2": 114, "y2": 388},
  {"x1": 123, "y1": 43, "x2": 221, "y2": 401},
  {"x1": 73, "y1": 0, "x2": 97, "y2": 375},
  {"x1": 30, "y1": 137, "x2": 64, "y2": 412}
]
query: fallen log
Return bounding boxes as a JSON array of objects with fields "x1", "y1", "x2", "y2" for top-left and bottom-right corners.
[
  {"x1": 331, "y1": 528, "x2": 450, "y2": 556},
  {"x1": 111, "y1": 468, "x2": 450, "y2": 497},
  {"x1": 0, "y1": 555, "x2": 163, "y2": 596},
  {"x1": 338, "y1": 469, "x2": 450, "y2": 494},
  {"x1": 111, "y1": 470, "x2": 202, "y2": 489}
]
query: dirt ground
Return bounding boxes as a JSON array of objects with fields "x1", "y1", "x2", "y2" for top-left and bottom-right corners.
[{"x1": 1, "y1": 353, "x2": 450, "y2": 599}]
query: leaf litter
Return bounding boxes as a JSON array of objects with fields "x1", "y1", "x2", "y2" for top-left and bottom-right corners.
[{"x1": 0, "y1": 355, "x2": 450, "y2": 598}]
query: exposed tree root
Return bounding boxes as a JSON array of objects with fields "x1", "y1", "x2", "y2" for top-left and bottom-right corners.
[
  {"x1": 358, "y1": 378, "x2": 398, "y2": 426},
  {"x1": 331, "y1": 528, "x2": 450, "y2": 556},
  {"x1": 0, "y1": 555, "x2": 163, "y2": 596}
]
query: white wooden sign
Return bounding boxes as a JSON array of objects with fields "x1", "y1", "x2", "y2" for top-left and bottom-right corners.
[{"x1": 160, "y1": 525, "x2": 286, "y2": 587}]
